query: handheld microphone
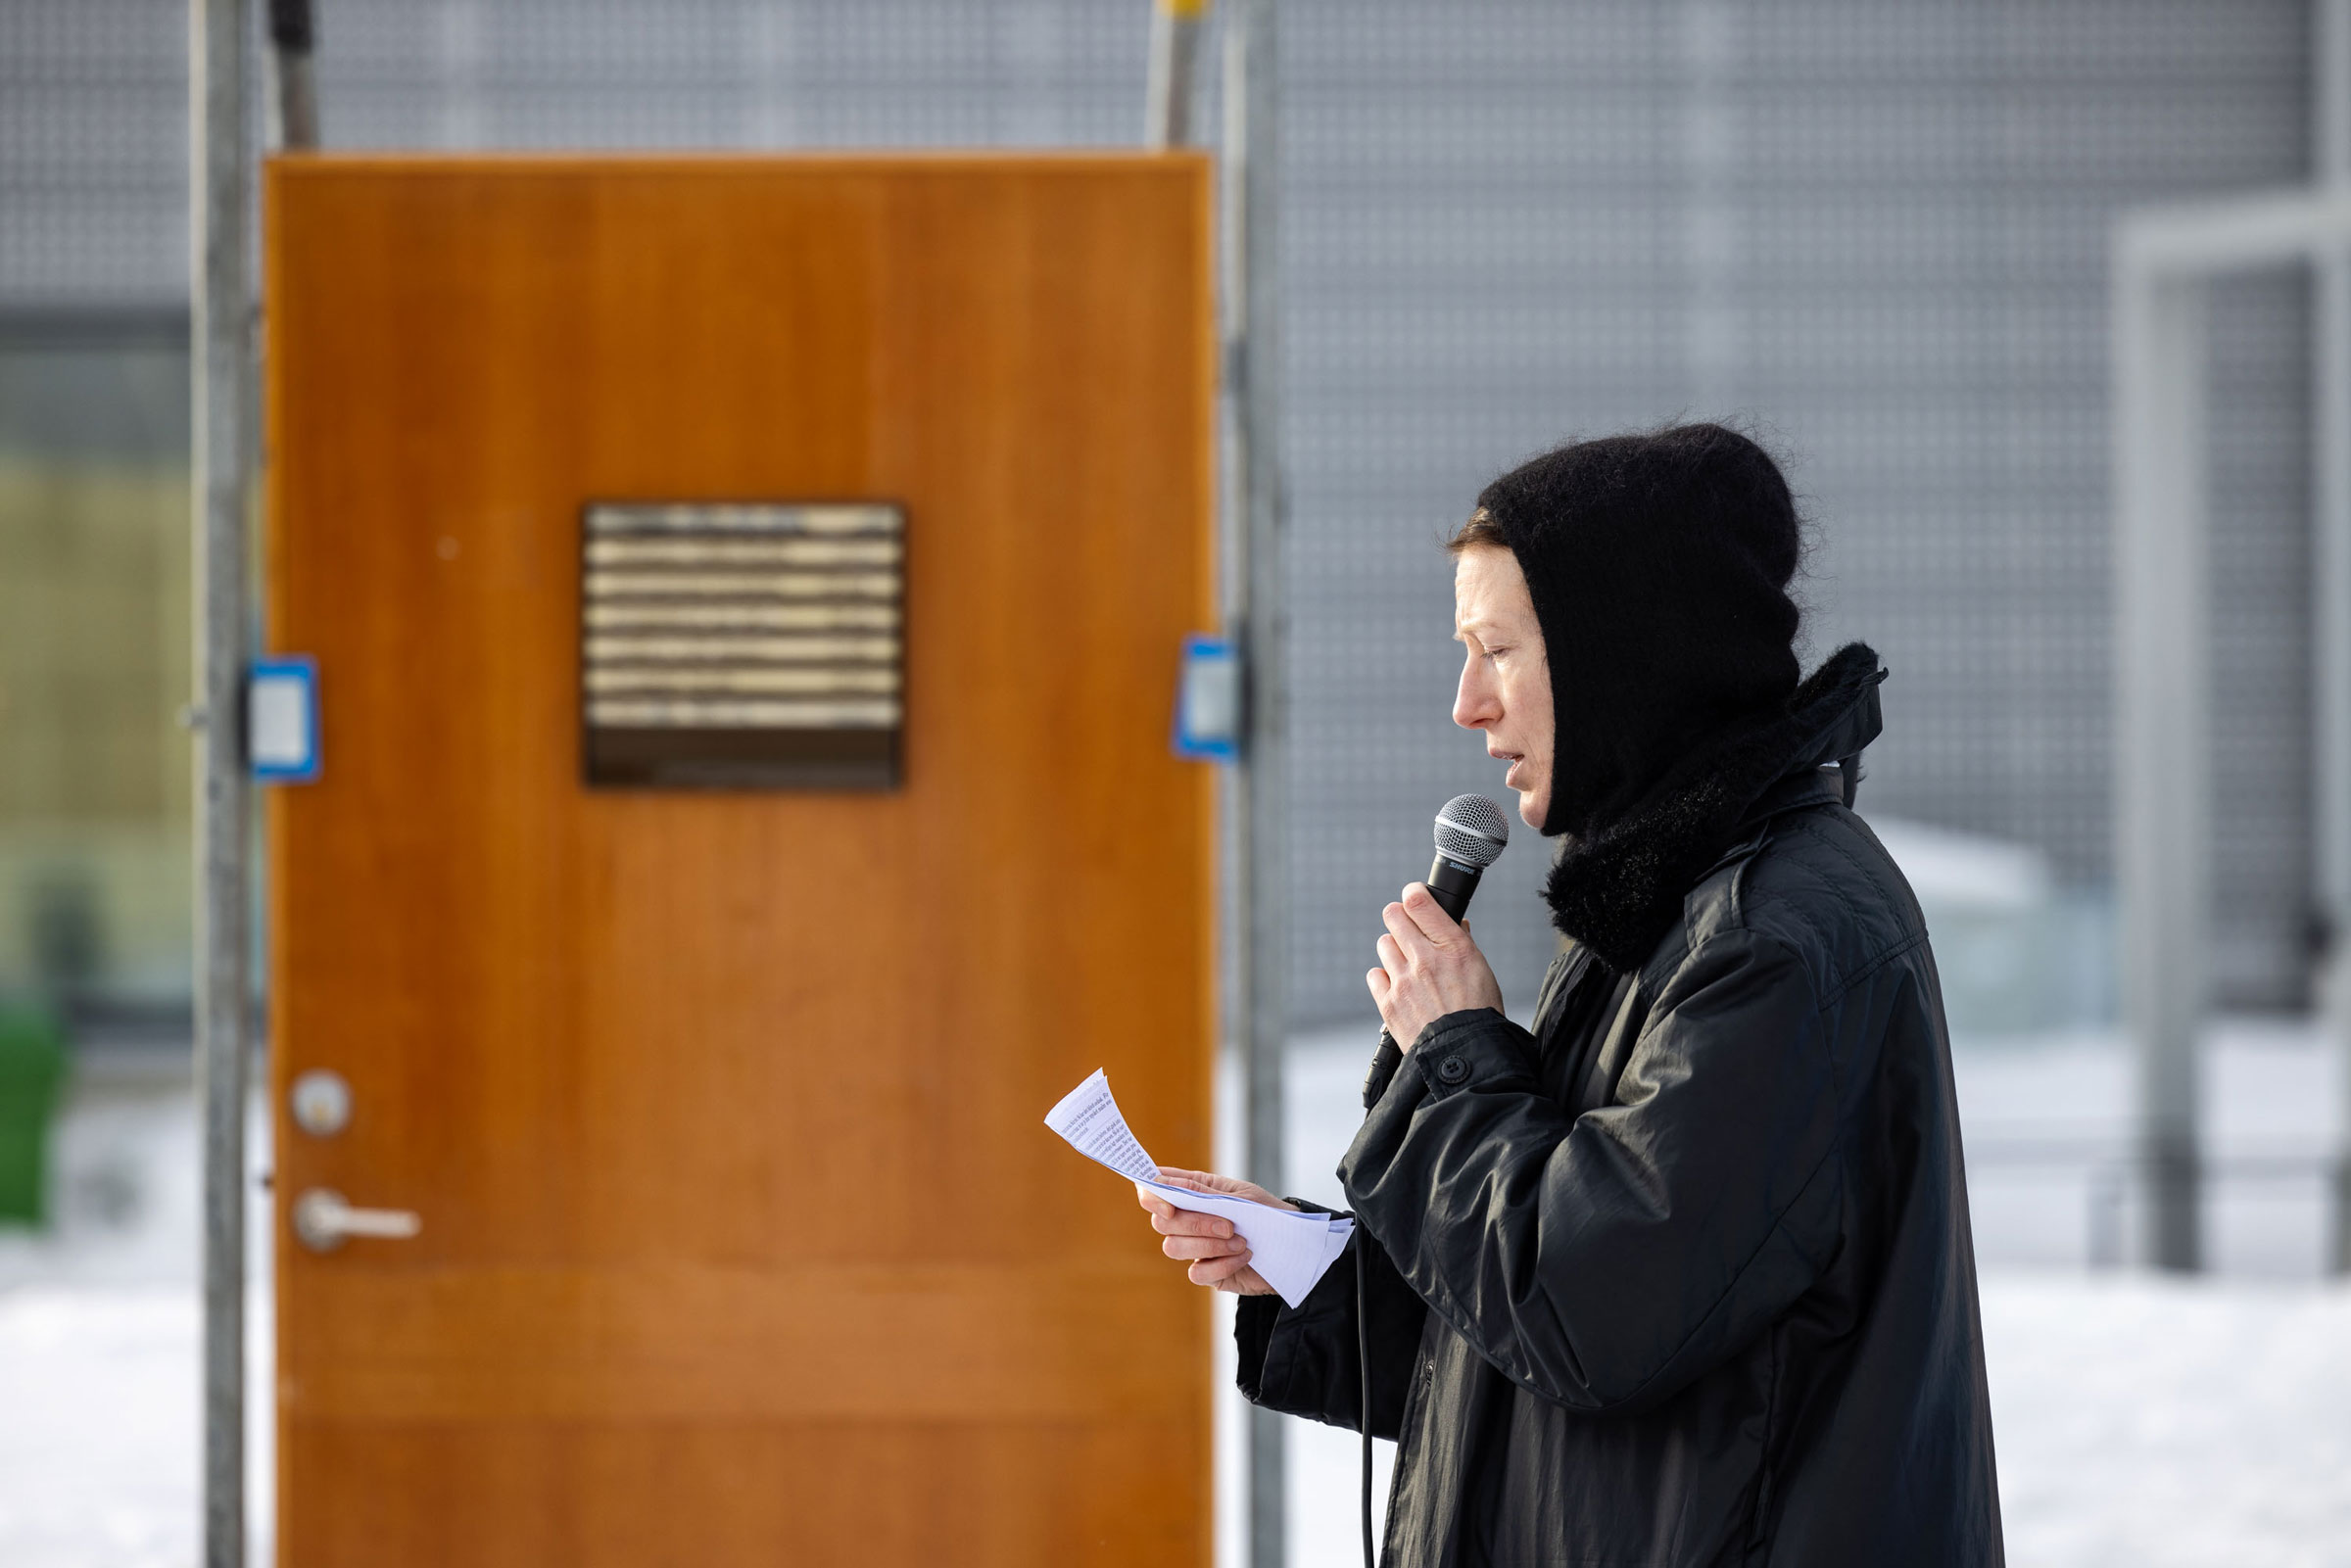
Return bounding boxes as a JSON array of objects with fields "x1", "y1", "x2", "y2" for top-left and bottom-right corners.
[{"x1": 1425, "y1": 793, "x2": 1511, "y2": 922}]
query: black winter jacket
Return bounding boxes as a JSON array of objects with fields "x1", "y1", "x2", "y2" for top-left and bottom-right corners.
[{"x1": 1236, "y1": 652, "x2": 2003, "y2": 1567}]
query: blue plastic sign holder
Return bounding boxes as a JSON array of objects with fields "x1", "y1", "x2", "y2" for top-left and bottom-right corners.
[
  {"x1": 248, "y1": 655, "x2": 321, "y2": 783},
  {"x1": 1173, "y1": 635, "x2": 1240, "y2": 760}
]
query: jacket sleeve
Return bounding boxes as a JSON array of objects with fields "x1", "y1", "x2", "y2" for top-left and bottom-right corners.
[
  {"x1": 1340, "y1": 927, "x2": 1844, "y2": 1416},
  {"x1": 1233, "y1": 1208, "x2": 1427, "y2": 1439}
]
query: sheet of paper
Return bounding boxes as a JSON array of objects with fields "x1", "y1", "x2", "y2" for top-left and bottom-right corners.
[
  {"x1": 1044, "y1": 1069, "x2": 1160, "y2": 1183},
  {"x1": 1319, "y1": 1214, "x2": 1354, "y2": 1277},
  {"x1": 1045, "y1": 1068, "x2": 1355, "y2": 1309}
]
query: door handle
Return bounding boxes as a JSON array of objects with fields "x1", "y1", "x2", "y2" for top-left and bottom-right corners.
[{"x1": 293, "y1": 1187, "x2": 422, "y2": 1254}]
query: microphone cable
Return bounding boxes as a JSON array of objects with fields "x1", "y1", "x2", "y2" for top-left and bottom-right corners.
[{"x1": 1357, "y1": 1228, "x2": 1374, "y2": 1568}]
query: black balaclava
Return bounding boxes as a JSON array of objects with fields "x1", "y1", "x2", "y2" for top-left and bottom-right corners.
[{"x1": 1475, "y1": 423, "x2": 1803, "y2": 839}]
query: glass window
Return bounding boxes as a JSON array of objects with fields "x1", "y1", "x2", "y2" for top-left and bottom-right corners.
[{"x1": 0, "y1": 320, "x2": 193, "y2": 1044}]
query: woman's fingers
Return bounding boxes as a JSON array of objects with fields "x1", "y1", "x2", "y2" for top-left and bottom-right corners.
[
  {"x1": 1188, "y1": 1253, "x2": 1257, "y2": 1287},
  {"x1": 1152, "y1": 1167, "x2": 1298, "y2": 1213},
  {"x1": 1143, "y1": 1200, "x2": 1236, "y2": 1241},
  {"x1": 1152, "y1": 1210, "x2": 1235, "y2": 1240},
  {"x1": 1381, "y1": 900, "x2": 1438, "y2": 964},
  {"x1": 1400, "y1": 881, "x2": 1464, "y2": 940}
]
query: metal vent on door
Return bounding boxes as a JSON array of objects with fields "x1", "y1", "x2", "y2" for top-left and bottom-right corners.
[{"x1": 581, "y1": 502, "x2": 904, "y2": 788}]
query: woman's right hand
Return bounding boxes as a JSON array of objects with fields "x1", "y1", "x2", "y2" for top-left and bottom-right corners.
[{"x1": 1134, "y1": 1166, "x2": 1298, "y2": 1296}]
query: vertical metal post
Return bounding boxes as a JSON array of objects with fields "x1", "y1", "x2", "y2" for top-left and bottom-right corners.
[
  {"x1": 2315, "y1": 0, "x2": 2351, "y2": 1274},
  {"x1": 191, "y1": 3, "x2": 253, "y2": 1565},
  {"x1": 1146, "y1": 0, "x2": 1207, "y2": 148},
  {"x1": 269, "y1": 0, "x2": 318, "y2": 150},
  {"x1": 1222, "y1": 1, "x2": 1285, "y2": 1561},
  {"x1": 2114, "y1": 259, "x2": 2207, "y2": 1271}
]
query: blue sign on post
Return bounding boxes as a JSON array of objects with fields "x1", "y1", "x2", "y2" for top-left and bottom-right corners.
[
  {"x1": 249, "y1": 655, "x2": 321, "y2": 784},
  {"x1": 1173, "y1": 635, "x2": 1240, "y2": 761}
]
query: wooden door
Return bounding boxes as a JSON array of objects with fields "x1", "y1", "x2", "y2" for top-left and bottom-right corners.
[{"x1": 264, "y1": 157, "x2": 1215, "y2": 1567}]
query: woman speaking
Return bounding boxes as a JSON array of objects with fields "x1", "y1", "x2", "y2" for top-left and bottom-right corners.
[{"x1": 1139, "y1": 425, "x2": 2003, "y2": 1566}]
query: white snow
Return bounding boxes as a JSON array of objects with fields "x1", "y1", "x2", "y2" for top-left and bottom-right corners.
[
  {"x1": 0, "y1": 1061, "x2": 272, "y2": 1568},
  {"x1": 0, "y1": 1286, "x2": 272, "y2": 1568},
  {"x1": 0, "y1": 1286, "x2": 194, "y2": 1568},
  {"x1": 1983, "y1": 1273, "x2": 2351, "y2": 1568}
]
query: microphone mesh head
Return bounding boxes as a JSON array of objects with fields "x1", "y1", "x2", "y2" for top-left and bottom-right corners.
[{"x1": 1433, "y1": 793, "x2": 1511, "y2": 868}]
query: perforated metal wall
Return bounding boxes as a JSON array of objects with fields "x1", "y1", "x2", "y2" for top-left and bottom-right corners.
[{"x1": 0, "y1": 0, "x2": 2319, "y2": 1020}]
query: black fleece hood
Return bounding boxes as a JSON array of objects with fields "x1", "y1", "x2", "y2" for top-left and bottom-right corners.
[
  {"x1": 1544, "y1": 641, "x2": 1887, "y2": 972},
  {"x1": 1476, "y1": 425, "x2": 1806, "y2": 840}
]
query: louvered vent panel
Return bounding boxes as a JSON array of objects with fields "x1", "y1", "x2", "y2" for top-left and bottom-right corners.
[{"x1": 582, "y1": 501, "x2": 904, "y2": 788}]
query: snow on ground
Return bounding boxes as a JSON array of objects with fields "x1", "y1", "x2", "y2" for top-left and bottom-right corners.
[
  {"x1": 0, "y1": 1286, "x2": 271, "y2": 1568},
  {"x1": 0, "y1": 1285, "x2": 193, "y2": 1568},
  {"x1": 6, "y1": 1029, "x2": 2350, "y2": 1567},
  {"x1": 1983, "y1": 1273, "x2": 2351, "y2": 1568},
  {"x1": 0, "y1": 1057, "x2": 272, "y2": 1568}
]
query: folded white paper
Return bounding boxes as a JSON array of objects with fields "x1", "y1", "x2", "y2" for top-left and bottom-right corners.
[{"x1": 1046, "y1": 1068, "x2": 1353, "y2": 1309}]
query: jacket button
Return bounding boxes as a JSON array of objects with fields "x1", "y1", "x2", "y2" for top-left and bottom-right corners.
[{"x1": 1436, "y1": 1055, "x2": 1470, "y2": 1085}]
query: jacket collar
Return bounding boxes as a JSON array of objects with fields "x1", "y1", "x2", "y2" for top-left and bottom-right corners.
[{"x1": 1542, "y1": 642, "x2": 1886, "y2": 974}]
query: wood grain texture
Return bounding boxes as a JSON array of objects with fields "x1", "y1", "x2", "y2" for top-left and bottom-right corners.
[{"x1": 264, "y1": 156, "x2": 1216, "y2": 1566}]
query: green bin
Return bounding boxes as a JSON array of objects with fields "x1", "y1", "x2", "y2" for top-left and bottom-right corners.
[{"x1": 0, "y1": 1005, "x2": 65, "y2": 1225}]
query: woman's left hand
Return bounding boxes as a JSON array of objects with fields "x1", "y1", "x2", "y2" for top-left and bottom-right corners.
[{"x1": 1367, "y1": 882, "x2": 1506, "y2": 1050}]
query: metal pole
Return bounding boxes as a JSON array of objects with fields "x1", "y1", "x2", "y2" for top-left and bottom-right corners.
[
  {"x1": 2115, "y1": 181, "x2": 2351, "y2": 1265},
  {"x1": 1146, "y1": 0, "x2": 1207, "y2": 148},
  {"x1": 191, "y1": 2, "x2": 253, "y2": 1565},
  {"x1": 1222, "y1": 1, "x2": 1285, "y2": 1561},
  {"x1": 269, "y1": 0, "x2": 318, "y2": 150},
  {"x1": 2114, "y1": 257, "x2": 2207, "y2": 1272},
  {"x1": 2315, "y1": 0, "x2": 2351, "y2": 1274}
]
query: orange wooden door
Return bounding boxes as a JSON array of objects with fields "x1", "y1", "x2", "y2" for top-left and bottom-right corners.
[{"x1": 264, "y1": 157, "x2": 1215, "y2": 1568}]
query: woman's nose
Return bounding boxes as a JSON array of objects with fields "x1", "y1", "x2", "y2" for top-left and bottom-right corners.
[{"x1": 1454, "y1": 667, "x2": 1498, "y2": 730}]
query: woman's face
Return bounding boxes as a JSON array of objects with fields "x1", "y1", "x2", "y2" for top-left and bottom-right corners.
[{"x1": 1451, "y1": 546, "x2": 1554, "y2": 831}]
